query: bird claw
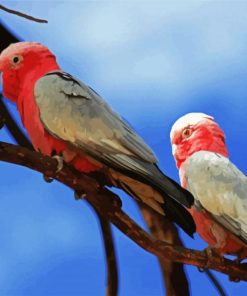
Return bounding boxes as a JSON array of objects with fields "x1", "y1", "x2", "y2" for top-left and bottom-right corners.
[
  {"x1": 203, "y1": 246, "x2": 223, "y2": 269},
  {"x1": 74, "y1": 190, "x2": 87, "y2": 200},
  {"x1": 233, "y1": 257, "x2": 241, "y2": 266},
  {"x1": 43, "y1": 175, "x2": 54, "y2": 183},
  {"x1": 204, "y1": 246, "x2": 214, "y2": 259},
  {"x1": 200, "y1": 247, "x2": 212, "y2": 271},
  {"x1": 52, "y1": 155, "x2": 64, "y2": 172}
]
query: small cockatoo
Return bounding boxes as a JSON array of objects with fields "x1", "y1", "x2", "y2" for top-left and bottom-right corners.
[
  {"x1": 0, "y1": 42, "x2": 196, "y2": 236},
  {"x1": 170, "y1": 112, "x2": 247, "y2": 260}
]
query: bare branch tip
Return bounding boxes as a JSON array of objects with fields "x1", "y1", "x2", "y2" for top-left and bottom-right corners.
[{"x1": 0, "y1": 4, "x2": 48, "y2": 23}]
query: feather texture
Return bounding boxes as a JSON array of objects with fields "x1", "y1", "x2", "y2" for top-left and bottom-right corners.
[
  {"x1": 185, "y1": 151, "x2": 247, "y2": 243},
  {"x1": 33, "y1": 71, "x2": 195, "y2": 235}
]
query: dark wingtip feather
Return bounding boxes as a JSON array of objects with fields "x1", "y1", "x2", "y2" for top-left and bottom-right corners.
[
  {"x1": 163, "y1": 198, "x2": 196, "y2": 237},
  {"x1": 153, "y1": 164, "x2": 194, "y2": 208},
  {"x1": 164, "y1": 175, "x2": 194, "y2": 208}
]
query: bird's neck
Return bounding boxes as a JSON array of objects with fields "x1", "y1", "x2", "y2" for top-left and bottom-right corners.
[
  {"x1": 17, "y1": 60, "x2": 60, "y2": 131},
  {"x1": 20, "y1": 59, "x2": 61, "y2": 88},
  {"x1": 18, "y1": 59, "x2": 60, "y2": 107},
  {"x1": 178, "y1": 137, "x2": 228, "y2": 187}
]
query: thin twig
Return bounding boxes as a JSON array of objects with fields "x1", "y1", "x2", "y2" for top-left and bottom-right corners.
[
  {"x1": 205, "y1": 269, "x2": 227, "y2": 296},
  {"x1": 139, "y1": 203, "x2": 189, "y2": 296},
  {"x1": 0, "y1": 141, "x2": 247, "y2": 281},
  {"x1": 96, "y1": 211, "x2": 118, "y2": 296},
  {"x1": 0, "y1": 97, "x2": 33, "y2": 149},
  {"x1": 0, "y1": 4, "x2": 48, "y2": 23}
]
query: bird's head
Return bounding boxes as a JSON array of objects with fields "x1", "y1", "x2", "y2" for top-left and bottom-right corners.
[
  {"x1": 0, "y1": 42, "x2": 60, "y2": 102},
  {"x1": 170, "y1": 112, "x2": 228, "y2": 168}
]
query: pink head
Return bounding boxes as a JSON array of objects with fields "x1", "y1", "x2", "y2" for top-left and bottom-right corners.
[
  {"x1": 0, "y1": 42, "x2": 60, "y2": 102},
  {"x1": 170, "y1": 113, "x2": 228, "y2": 168}
]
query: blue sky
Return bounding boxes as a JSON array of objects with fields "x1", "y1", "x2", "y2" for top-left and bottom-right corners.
[{"x1": 0, "y1": 1, "x2": 247, "y2": 295}]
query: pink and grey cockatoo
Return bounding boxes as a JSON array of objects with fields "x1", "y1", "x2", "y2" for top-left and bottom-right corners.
[
  {"x1": 0, "y1": 42, "x2": 196, "y2": 236},
  {"x1": 170, "y1": 112, "x2": 247, "y2": 259}
]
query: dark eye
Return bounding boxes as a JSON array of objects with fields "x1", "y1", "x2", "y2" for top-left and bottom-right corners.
[
  {"x1": 13, "y1": 57, "x2": 19, "y2": 63},
  {"x1": 11, "y1": 55, "x2": 22, "y2": 65},
  {"x1": 182, "y1": 128, "x2": 192, "y2": 139}
]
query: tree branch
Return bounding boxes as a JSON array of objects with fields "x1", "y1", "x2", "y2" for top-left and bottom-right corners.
[
  {"x1": 0, "y1": 97, "x2": 33, "y2": 149},
  {"x1": 139, "y1": 203, "x2": 190, "y2": 296},
  {"x1": 0, "y1": 141, "x2": 247, "y2": 281},
  {"x1": 0, "y1": 4, "x2": 47, "y2": 23},
  {"x1": 96, "y1": 211, "x2": 118, "y2": 296},
  {"x1": 204, "y1": 269, "x2": 227, "y2": 296}
]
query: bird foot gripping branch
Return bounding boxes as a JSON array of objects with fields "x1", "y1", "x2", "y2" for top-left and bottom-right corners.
[
  {"x1": 74, "y1": 190, "x2": 87, "y2": 200},
  {"x1": 42, "y1": 155, "x2": 64, "y2": 182},
  {"x1": 52, "y1": 155, "x2": 64, "y2": 172},
  {"x1": 203, "y1": 247, "x2": 225, "y2": 269},
  {"x1": 43, "y1": 175, "x2": 54, "y2": 183}
]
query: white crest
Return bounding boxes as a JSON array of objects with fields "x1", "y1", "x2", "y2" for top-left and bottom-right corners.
[{"x1": 170, "y1": 112, "x2": 214, "y2": 141}]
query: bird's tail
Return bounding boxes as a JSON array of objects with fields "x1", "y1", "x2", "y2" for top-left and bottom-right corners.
[{"x1": 109, "y1": 168, "x2": 196, "y2": 237}]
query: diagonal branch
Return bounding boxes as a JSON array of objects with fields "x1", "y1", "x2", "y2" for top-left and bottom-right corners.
[
  {"x1": 139, "y1": 194, "x2": 227, "y2": 296},
  {"x1": 138, "y1": 203, "x2": 190, "y2": 296},
  {"x1": 0, "y1": 141, "x2": 247, "y2": 281},
  {"x1": 204, "y1": 269, "x2": 227, "y2": 296},
  {"x1": 0, "y1": 97, "x2": 33, "y2": 149},
  {"x1": 0, "y1": 4, "x2": 47, "y2": 23},
  {"x1": 96, "y1": 211, "x2": 118, "y2": 296}
]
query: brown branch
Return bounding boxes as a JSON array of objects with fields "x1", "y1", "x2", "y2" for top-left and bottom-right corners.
[
  {"x1": 0, "y1": 96, "x2": 33, "y2": 149},
  {"x1": 0, "y1": 4, "x2": 47, "y2": 23},
  {"x1": 139, "y1": 204, "x2": 189, "y2": 296},
  {"x1": 96, "y1": 211, "x2": 118, "y2": 296},
  {"x1": 204, "y1": 269, "x2": 227, "y2": 296},
  {"x1": 0, "y1": 142, "x2": 247, "y2": 281},
  {"x1": 139, "y1": 189, "x2": 227, "y2": 296}
]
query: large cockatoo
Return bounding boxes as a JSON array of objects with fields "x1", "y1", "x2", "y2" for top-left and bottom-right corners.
[
  {"x1": 170, "y1": 112, "x2": 247, "y2": 259},
  {"x1": 0, "y1": 42, "x2": 196, "y2": 236}
]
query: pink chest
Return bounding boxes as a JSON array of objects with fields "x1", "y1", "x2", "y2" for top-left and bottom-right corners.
[
  {"x1": 17, "y1": 87, "x2": 100, "y2": 173},
  {"x1": 180, "y1": 164, "x2": 247, "y2": 257},
  {"x1": 18, "y1": 88, "x2": 66, "y2": 156}
]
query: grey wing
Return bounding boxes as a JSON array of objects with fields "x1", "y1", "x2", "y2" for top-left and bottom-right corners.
[
  {"x1": 185, "y1": 151, "x2": 247, "y2": 243},
  {"x1": 34, "y1": 71, "x2": 156, "y2": 163},
  {"x1": 34, "y1": 71, "x2": 194, "y2": 208}
]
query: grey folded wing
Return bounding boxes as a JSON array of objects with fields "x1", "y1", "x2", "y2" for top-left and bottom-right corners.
[
  {"x1": 34, "y1": 71, "x2": 193, "y2": 208},
  {"x1": 34, "y1": 71, "x2": 156, "y2": 163},
  {"x1": 185, "y1": 151, "x2": 247, "y2": 243}
]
